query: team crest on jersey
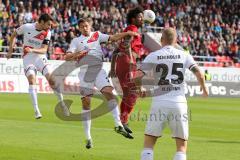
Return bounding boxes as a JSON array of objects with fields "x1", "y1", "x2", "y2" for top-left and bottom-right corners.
[{"x1": 87, "y1": 32, "x2": 99, "y2": 43}]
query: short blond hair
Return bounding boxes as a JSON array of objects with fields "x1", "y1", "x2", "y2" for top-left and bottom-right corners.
[{"x1": 161, "y1": 28, "x2": 177, "y2": 45}]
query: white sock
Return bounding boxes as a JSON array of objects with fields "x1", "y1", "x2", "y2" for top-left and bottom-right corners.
[
  {"x1": 141, "y1": 148, "x2": 153, "y2": 160},
  {"x1": 29, "y1": 85, "x2": 40, "y2": 113},
  {"x1": 173, "y1": 152, "x2": 186, "y2": 160},
  {"x1": 108, "y1": 99, "x2": 122, "y2": 127},
  {"x1": 82, "y1": 109, "x2": 92, "y2": 140}
]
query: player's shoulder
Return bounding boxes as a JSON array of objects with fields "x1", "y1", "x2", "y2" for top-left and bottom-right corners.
[
  {"x1": 23, "y1": 23, "x2": 35, "y2": 29},
  {"x1": 160, "y1": 45, "x2": 185, "y2": 55},
  {"x1": 124, "y1": 25, "x2": 138, "y2": 32},
  {"x1": 144, "y1": 50, "x2": 159, "y2": 61},
  {"x1": 71, "y1": 36, "x2": 81, "y2": 43}
]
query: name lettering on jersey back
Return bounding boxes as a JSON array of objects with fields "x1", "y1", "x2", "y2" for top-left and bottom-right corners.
[
  {"x1": 162, "y1": 86, "x2": 181, "y2": 91},
  {"x1": 158, "y1": 55, "x2": 181, "y2": 60}
]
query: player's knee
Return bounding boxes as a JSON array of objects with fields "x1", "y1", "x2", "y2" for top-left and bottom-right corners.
[
  {"x1": 48, "y1": 78, "x2": 55, "y2": 88},
  {"x1": 42, "y1": 66, "x2": 52, "y2": 77},
  {"x1": 82, "y1": 96, "x2": 91, "y2": 109},
  {"x1": 101, "y1": 86, "x2": 115, "y2": 100},
  {"x1": 27, "y1": 75, "x2": 36, "y2": 85}
]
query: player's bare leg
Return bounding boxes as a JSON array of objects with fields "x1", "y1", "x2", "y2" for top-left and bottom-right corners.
[
  {"x1": 141, "y1": 135, "x2": 157, "y2": 160},
  {"x1": 27, "y1": 73, "x2": 42, "y2": 119},
  {"x1": 174, "y1": 138, "x2": 187, "y2": 160},
  {"x1": 81, "y1": 96, "x2": 92, "y2": 149},
  {"x1": 45, "y1": 73, "x2": 70, "y2": 116},
  {"x1": 101, "y1": 86, "x2": 133, "y2": 139}
]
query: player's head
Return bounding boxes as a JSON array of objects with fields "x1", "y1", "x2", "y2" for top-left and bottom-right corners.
[
  {"x1": 161, "y1": 28, "x2": 177, "y2": 46},
  {"x1": 78, "y1": 18, "x2": 92, "y2": 36},
  {"x1": 38, "y1": 14, "x2": 53, "y2": 30},
  {"x1": 127, "y1": 6, "x2": 144, "y2": 27}
]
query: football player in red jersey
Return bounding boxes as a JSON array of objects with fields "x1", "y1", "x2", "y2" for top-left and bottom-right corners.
[{"x1": 109, "y1": 7, "x2": 148, "y2": 135}]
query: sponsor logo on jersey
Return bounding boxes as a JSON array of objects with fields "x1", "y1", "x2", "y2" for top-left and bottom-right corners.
[{"x1": 28, "y1": 39, "x2": 41, "y2": 46}]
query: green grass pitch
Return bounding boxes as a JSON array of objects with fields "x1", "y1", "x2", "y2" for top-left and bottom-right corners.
[{"x1": 0, "y1": 93, "x2": 239, "y2": 160}]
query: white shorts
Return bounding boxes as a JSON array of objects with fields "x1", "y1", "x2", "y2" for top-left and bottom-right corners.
[
  {"x1": 78, "y1": 68, "x2": 112, "y2": 97},
  {"x1": 23, "y1": 53, "x2": 52, "y2": 77},
  {"x1": 145, "y1": 101, "x2": 189, "y2": 140}
]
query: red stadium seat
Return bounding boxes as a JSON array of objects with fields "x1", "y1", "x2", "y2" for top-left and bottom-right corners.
[
  {"x1": 222, "y1": 56, "x2": 227, "y2": 61},
  {"x1": 215, "y1": 55, "x2": 221, "y2": 62},
  {"x1": 226, "y1": 56, "x2": 231, "y2": 61},
  {"x1": 204, "y1": 62, "x2": 210, "y2": 67},
  {"x1": 234, "y1": 63, "x2": 240, "y2": 68},
  {"x1": 218, "y1": 62, "x2": 224, "y2": 67},
  {"x1": 204, "y1": 62, "x2": 218, "y2": 67}
]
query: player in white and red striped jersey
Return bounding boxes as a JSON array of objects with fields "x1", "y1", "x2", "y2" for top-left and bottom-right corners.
[
  {"x1": 65, "y1": 18, "x2": 139, "y2": 148},
  {"x1": 7, "y1": 14, "x2": 69, "y2": 119}
]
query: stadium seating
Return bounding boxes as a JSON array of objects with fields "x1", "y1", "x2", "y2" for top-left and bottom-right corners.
[{"x1": 0, "y1": 0, "x2": 238, "y2": 67}]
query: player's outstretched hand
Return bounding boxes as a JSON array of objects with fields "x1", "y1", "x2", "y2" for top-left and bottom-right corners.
[
  {"x1": 75, "y1": 50, "x2": 88, "y2": 60},
  {"x1": 126, "y1": 31, "x2": 140, "y2": 37},
  {"x1": 24, "y1": 47, "x2": 32, "y2": 54}
]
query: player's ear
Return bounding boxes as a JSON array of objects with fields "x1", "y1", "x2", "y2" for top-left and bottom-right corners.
[{"x1": 160, "y1": 36, "x2": 163, "y2": 44}]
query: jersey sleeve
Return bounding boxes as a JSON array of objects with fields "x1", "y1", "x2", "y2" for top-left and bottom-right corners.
[
  {"x1": 124, "y1": 25, "x2": 138, "y2": 32},
  {"x1": 139, "y1": 53, "x2": 155, "y2": 74},
  {"x1": 98, "y1": 31, "x2": 110, "y2": 43},
  {"x1": 67, "y1": 38, "x2": 78, "y2": 53},
  {"x1": 16, "y1": 24, "x2": 26, "y2": 35},
  {"x1": 43, "y1": 31, "x2": 51, "y2": 45},
  {"x1": 45, "y1": 31, "x2": 51, "y2": 41},
  {"x1": 186, "y1": 54, "x2": 197, "y2": 70}
]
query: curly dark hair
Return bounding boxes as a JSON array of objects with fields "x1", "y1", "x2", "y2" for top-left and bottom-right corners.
[{"x1": 126, "y1": 6, "x2": 144, "y2": 24}]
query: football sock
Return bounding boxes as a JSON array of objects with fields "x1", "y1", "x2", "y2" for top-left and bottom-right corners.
[
  {"x1": 29, "y1": 85, "x2": 40, "y2": 113},
  {"x1": 120, "y1": 101, "x2": 129, "y2": 124},
  {"x1": 173, "y1": 152, "x2": 186, "y2": 160},
  {"x1": 108, "y1": 99, "x2": 122, "y2": 127},
  {"x1": 82, "y1": 109, "x2": 92, "y2": 140},
  {"x1": 141, "y1": 148, "x2": 153, "y2": 160}
]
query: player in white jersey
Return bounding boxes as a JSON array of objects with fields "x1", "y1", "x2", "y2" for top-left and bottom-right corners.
[
  {"x1": 65, "y1": 18, "x2": 139, "y2": 149},
  {"x1": 6, "y1": 14, "x2": 69, "y2": 119},
  {"x1": 138, "y1": 28, "x2": 208, "y2": 160}
]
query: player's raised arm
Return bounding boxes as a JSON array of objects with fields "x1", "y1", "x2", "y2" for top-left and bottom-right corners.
[
  {"x1": 108, "y1": 31, "x2": 139, "y2": 42},
  {"x1": 109, "y1": 49, "x2": 119, "y2": 77},
  {"x1": 65, "y1": 38, "x2": 88, "y2": 61},
  {"x1": 6, "y1": 31, "x2": 18, "y2": 59},
  {"x1": 65, "y1": 50, "x2": 88, "y2": 61}
]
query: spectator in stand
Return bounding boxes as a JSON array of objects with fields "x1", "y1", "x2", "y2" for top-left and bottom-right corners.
[{"x1": 0, "y1": 0, "x2": 239, "y2": 65}]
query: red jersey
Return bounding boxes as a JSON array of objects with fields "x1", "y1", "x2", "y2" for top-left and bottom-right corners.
[
  {"x1": 119, "y1": 25, "x2": 144, "y2": 57},
  {"x1": 116, "y1": 25, "x2": 145, "y2": 81}
]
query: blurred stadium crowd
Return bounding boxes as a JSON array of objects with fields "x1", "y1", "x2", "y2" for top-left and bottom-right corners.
[{"x1": 0, "y1": 0, "x2": 239, "y2": 66}]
